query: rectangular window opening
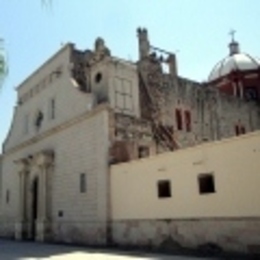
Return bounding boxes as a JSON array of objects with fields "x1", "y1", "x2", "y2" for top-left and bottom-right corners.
[
  {"x1": 235, "y1": 125, "x2": 240, "y2": 136},
  {"x1": 50, "y1": 98, "x2": 55, "y2": 120},
  {"x1": 80, "y1": 173, "x2": 86, "y2": 193},
  {"x1": 185, "y1": 110, "x2": 191, "y2": 132},
  {"x1": 175, "y1": 109, "x2": 183, "y2": 130},
  {"x1": 157, "y1": 180, "x2": 171, "y2": 198},
  {"x1": 114, "y1": 78, "x2": 133, "y2": 113},
  {"x1": 240, "y1": 126, "x2": 246, "y2": 135},
  {"x1": 138, "y1": 146, "x2": 150, "y2": 158},
  {"x1": 6, "y1": 189, "x2": 10, "y2": 204},
  {"x1": 198, "y1": 174, "x2": 215, "y2": 194}
]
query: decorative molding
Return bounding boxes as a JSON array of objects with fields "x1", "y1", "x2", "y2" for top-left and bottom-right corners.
[
  {"x1": 4, "y1": 104, "x2": 111, "y2": 157},
  {"x1": 34, "y1": 150, "x2": 54, "y2": 168},
  {"x1": 13, "y1": 158, "x2": 30, "y2": 173}
]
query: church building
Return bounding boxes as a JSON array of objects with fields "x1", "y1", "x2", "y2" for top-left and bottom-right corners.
[{"x1": 0, "y1": 28, "x2": 259, "y2": 253}]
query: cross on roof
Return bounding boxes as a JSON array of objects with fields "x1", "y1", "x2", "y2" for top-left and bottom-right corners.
[{"x1": 229, "y1": 29, "x2": 236, "y2": 42}]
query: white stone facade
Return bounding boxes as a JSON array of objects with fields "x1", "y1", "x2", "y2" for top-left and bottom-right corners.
[
  {"x1": 1, "y1": 105, "x2": 110, "y2": 242},
  {"x1": 0, "y1": 43, "x2": 112, "y2": 242}
]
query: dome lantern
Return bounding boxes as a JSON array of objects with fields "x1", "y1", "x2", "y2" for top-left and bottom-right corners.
[
  {"x1": 229, "y1": 29, "x2": 240, "y2": 56},
  {"x1": 229, "y1": 41, "x2": 240, "y2": 56}
]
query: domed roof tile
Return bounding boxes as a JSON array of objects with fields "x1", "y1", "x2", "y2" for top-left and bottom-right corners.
[{"x1": 208, "y1": 40, "x2": 260, "y2": 82}]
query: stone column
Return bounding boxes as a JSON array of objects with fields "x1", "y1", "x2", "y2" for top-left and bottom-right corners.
[
  {"x1": 14, "y1": 158, "x2": 29, "y2": 240},
  {"x1": 38, "y1": 165, "x2": 47, "y2": 222},
  {"x1": 232, "y1": 82, "x2": 237, "y2": 96},
  {"x1": 35, "y1": 150, "x2": 54, "y2": 242},
  {"x1": 19, "y1": 171, "x2": 25, "y2": 221},
  {"x1": 238, "y1": 81, "x2": 244, "y2": 99}
]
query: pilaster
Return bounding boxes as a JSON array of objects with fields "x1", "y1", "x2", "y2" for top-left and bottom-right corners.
[
  {"x1": 34, "y1": 150, "x2": 54, "y2": 241},
  {"x1": 14, "y1": 158, "x2": 29, "y2": 240}
]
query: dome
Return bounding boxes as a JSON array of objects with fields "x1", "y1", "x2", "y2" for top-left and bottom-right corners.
[{"x1": 208, "y1": 41, "x2": 260, "y2": 82}]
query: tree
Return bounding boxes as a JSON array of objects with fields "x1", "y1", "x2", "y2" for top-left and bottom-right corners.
[{"x1": 0, "y1": 38, "x2": 8, "y2": 90}]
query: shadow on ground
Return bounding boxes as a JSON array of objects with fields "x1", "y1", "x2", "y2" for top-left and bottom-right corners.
[{"x1": 0, "y1": 239, "x2": 258, "y2": 260}]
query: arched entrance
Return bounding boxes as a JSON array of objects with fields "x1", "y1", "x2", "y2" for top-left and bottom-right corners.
[{"x1": 15, "y1": 150, "x2": 54, "y2": 242}]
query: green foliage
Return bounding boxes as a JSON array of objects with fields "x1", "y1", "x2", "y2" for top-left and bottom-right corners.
[
  {"x1": 0, "y1": 39, "x2": 8, "y2": 90},
  {"x1": 41, "y1": 0, "x2": 52, "y2": 7}
]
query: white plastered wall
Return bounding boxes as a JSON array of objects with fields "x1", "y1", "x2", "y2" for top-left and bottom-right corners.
[{"x1": 111, "y1": 131, "x2": 260, "y2": 220}]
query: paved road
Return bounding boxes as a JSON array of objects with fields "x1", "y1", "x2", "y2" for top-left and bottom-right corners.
[{"x1": 0, "y1": 239, "x2": 215, "y2": 260}]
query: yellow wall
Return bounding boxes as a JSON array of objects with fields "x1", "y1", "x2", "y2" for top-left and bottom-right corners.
[{"x1": 111, "y1": 131, "x2": 260, "y2": 220}]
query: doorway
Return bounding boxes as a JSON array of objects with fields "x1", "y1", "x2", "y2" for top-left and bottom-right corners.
[{"x1": 31, "y1": 177, "x2": 38, "y2": 239}]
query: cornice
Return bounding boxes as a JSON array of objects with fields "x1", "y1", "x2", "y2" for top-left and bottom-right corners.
[{"x1": 3, "y1": 104, "x2": 111, "y2": 158}]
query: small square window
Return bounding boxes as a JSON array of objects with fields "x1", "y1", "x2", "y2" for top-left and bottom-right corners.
[
  {"x1": 198, "y1": 174, "x2": 215, "y2": 194},
  {"x1": 58, "y1": 210, "x2": 64, "y2": 217},
  {"x1": 138, "y1": 146, "x2": 149, "y2": 158},
  {"x1": 80, "y1": 173, "x2": 86, "y2": 193},
  {"x1": 157, "y1": 180, "x2": 171, "y2": 198}
]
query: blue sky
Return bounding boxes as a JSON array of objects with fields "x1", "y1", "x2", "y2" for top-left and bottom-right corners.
[{"x1": 0, "y1": 0, "x2": 259, "y2": 150}]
